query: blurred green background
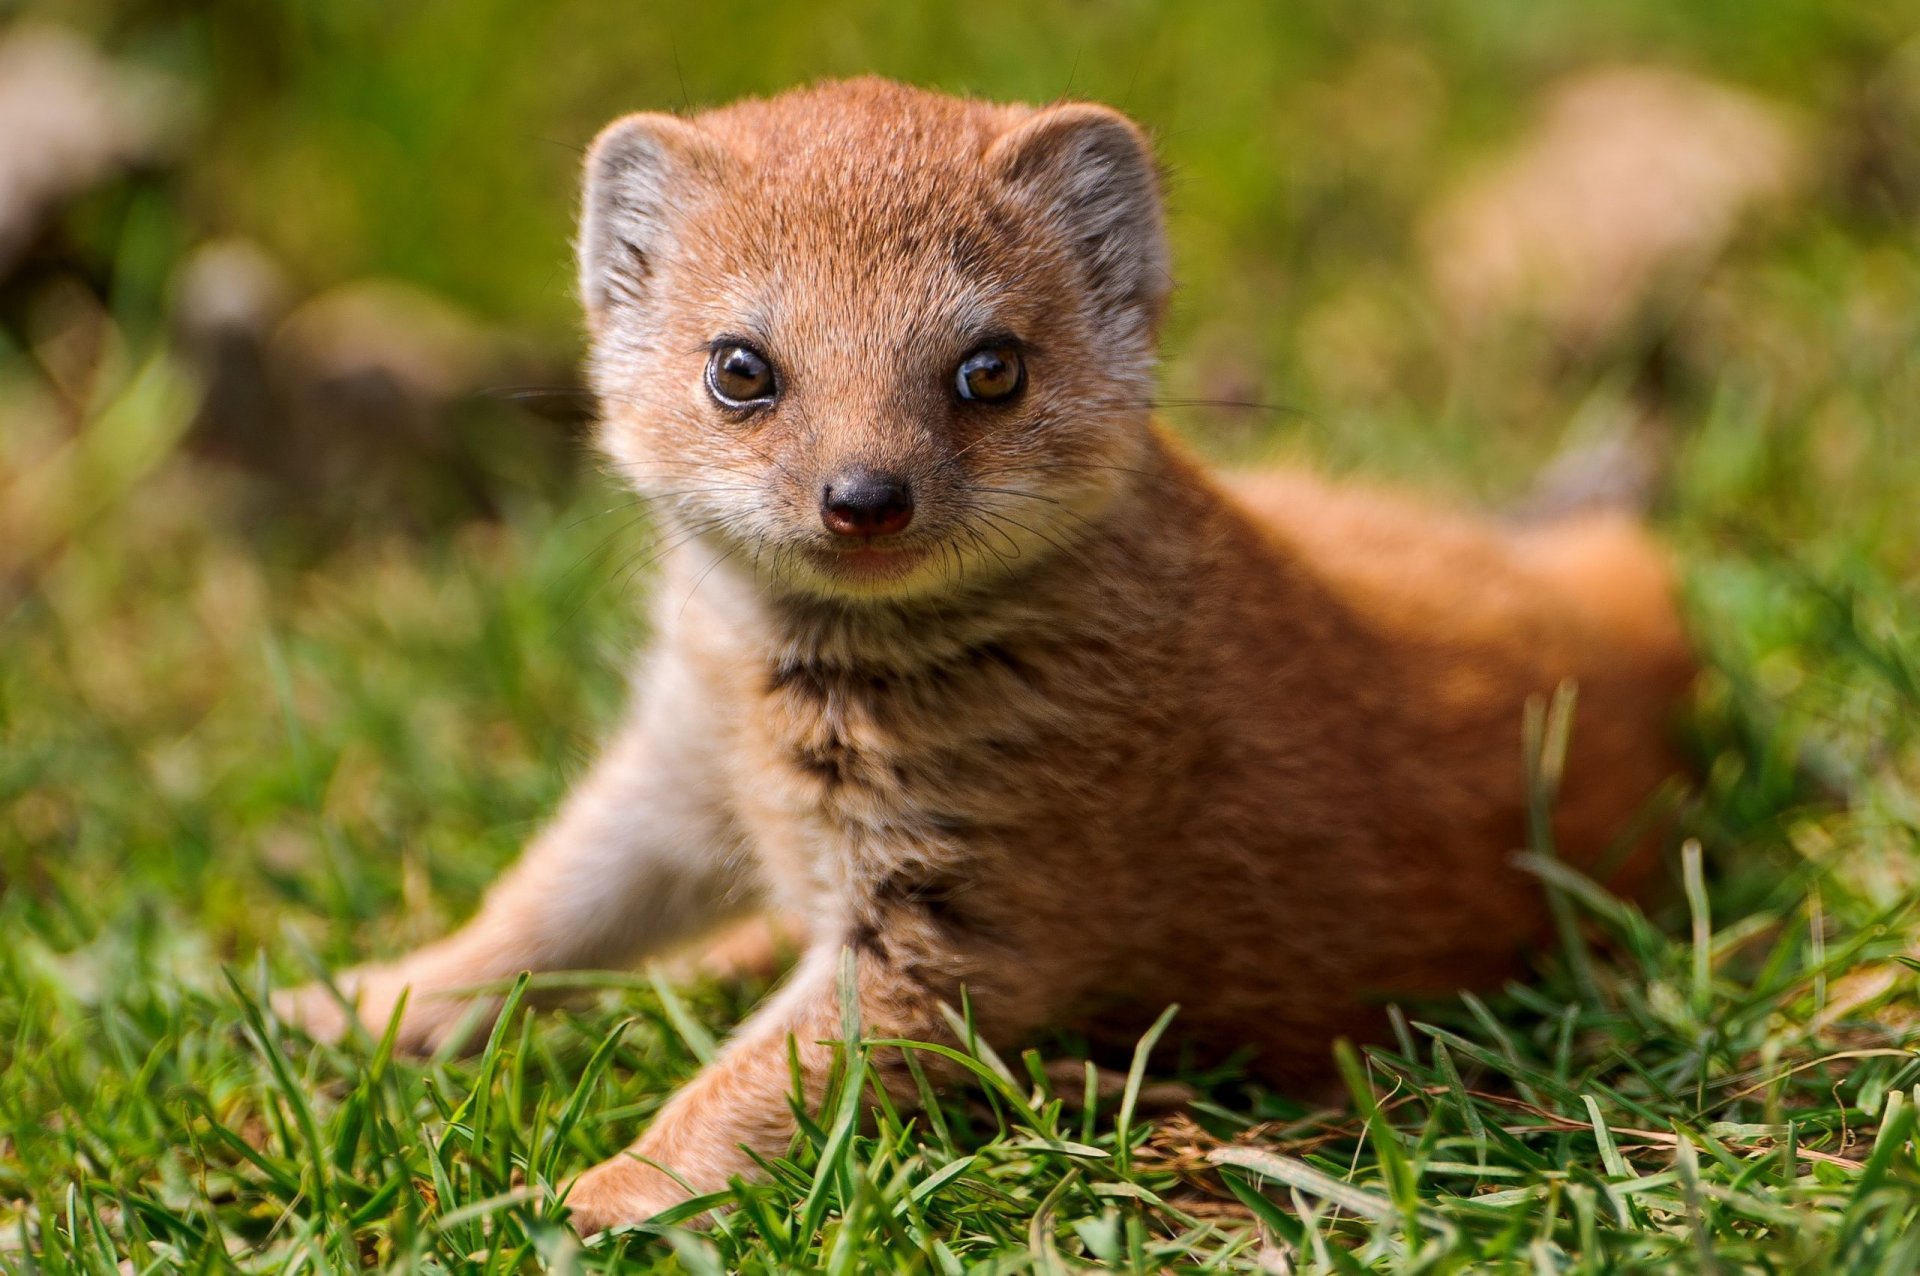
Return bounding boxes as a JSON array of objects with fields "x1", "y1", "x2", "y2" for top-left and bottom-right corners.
[
  {"x1": 5, "y1": 1, "x2": 1920, "y2": 1267},
  {"x1": 8, "y1": 0, "x2": 1916, "y2": 918},
  {"x1": 12, "y1": 0, "x2": 1920, "y2": 502}
]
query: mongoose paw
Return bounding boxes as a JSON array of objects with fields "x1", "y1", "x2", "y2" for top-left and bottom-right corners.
[
  {"x1": 271, "y1": 979, "x2": 361, "y2": 1046},
  {"x1": 272, "y1": 966, "x2": 473, "y2": 1056},
  {"x1": 564, "y1": 1157, "x2": 697, "y2": 1236}
]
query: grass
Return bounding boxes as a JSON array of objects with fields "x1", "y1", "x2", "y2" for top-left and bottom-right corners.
[{"x1": 7, "y1": 0, "x2": 1920, "y2": 1270}]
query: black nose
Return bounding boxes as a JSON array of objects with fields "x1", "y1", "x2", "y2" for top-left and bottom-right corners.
[{"x1": 821, "y1": 470, "x2": 914, "y2": 537}]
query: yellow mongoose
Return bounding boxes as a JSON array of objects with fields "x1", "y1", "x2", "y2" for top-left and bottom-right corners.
[{"x1": 281, "y1": 78, "x2": 1695, "y2": 1231}]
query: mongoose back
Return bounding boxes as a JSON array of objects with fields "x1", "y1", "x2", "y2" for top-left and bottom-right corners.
[{"x1": 281, "y1": 78, "x2": 1696, "y2": 1231}]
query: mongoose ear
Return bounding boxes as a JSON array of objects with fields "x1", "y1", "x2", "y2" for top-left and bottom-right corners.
[
  {"x1": 987, "y1": 103, "x2": 1170, "y2": 339},
  {"x1": 577, "y1": 113, "x2": 735, "y2": 330}
]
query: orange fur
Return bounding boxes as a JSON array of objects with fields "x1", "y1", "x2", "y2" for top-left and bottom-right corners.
[{"x1": 278, "y1": 79, "x2": 1695, "y2": 1232}]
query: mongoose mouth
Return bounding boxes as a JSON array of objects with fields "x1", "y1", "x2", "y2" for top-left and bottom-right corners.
[{"x1": 811, "y1": 542, "x2": 930, "y2": 583}]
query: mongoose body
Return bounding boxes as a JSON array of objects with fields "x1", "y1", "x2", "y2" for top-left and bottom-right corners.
[{"x1": 281, "y1": 78, "x2": 1694, "y2": 1230}]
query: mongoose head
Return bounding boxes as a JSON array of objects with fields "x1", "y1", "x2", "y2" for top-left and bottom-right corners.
[{"x1": 577, "y1": 78, "x2": 1170, "y2": 602}]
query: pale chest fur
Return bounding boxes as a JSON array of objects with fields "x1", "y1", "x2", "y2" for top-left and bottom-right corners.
[{"x1": 727, "y1": 632, "x2": 1061, "y2": 928}]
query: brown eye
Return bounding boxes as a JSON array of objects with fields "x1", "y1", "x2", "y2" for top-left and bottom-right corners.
[
  {"x1": 955, "y1": 345, "x2": 1024, "y2": 403},
  {"x1": 707, "y1": 342, "x2": 777, "y2": 407}
]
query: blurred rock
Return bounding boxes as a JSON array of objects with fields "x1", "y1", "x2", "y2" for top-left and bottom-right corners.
[
  {"x1": 174, "y1": 240, "x2": 292, "y2": 472},
  {"x1": 1423, "y1": 66, "x2": 1807, "y2": 349},
  {"x1": 173, "y1": 241, "x2": 581, "y2": 530},
  {"x1": 0, "y1": 25, "x2": 183, "y2": 274},
  {"x1": 272, "y1": 278, "x2": 504, "y2": 466}
]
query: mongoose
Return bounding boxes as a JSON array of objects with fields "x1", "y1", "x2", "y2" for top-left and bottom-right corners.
[{"x1": 279, "y1": 78, "x2": 1696, "y2": 1232}]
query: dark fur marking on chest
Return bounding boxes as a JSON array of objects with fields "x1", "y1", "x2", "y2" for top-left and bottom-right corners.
[
  {"x1": 847, "y1": 919, "x2": 889, "y2": 962},
  {"x1": 792, "y1": 733, "x2": 854, "y2": 787},
  {"x1": 876, "y1": 867, "x2": 977, "y2": 933},
  {"x1": 767, "y1": 658, "x2": 831, "y2": 700},
  {"x1": 766, "y1": 637, "x2": 1037, "y2": 706}
]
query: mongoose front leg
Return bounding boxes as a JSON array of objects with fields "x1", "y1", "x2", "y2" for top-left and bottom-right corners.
[
  {"x1": 564, "y1": 930, "x2": 1035, "y2": 1233},
  {"x1": 276, "y1": 657, "x2": 753, "y2": 1054}
]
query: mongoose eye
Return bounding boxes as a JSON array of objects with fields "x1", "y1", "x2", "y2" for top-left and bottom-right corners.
[
  {"x1": 706, "y1": 342, "x2": 778, "y2": 408},
  {"x1": 954, "y1": 345, "x2": 1024, "y2": 403}
]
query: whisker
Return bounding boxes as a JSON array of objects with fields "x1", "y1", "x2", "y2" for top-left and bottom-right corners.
[
  {"x1": 972, "y1": 485, "x2": 1105, "y2": 538},
  {"x1": 1148, "y1": 397, "x2": 1312, "y2": 419},
  {"x1": 996, "y1": 460, "x2": 1164, "y2": 483},
  {"x1": 606, "y1": 516, "x2": 731, "y2": 604},
  {"x1": 975, "y1": 507, "x2": 1103, "y2": 581},
  {"x1": 677, "y1": 541, "x2": 746, "y2": 620},
  {"x1": 945, "y1": 415, "x2": 1032, "y2": 466}
]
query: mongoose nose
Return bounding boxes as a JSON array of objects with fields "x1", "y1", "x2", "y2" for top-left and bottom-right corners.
[{"x1": 821, "y1": 470, "x2": 915, "y2": 537}]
